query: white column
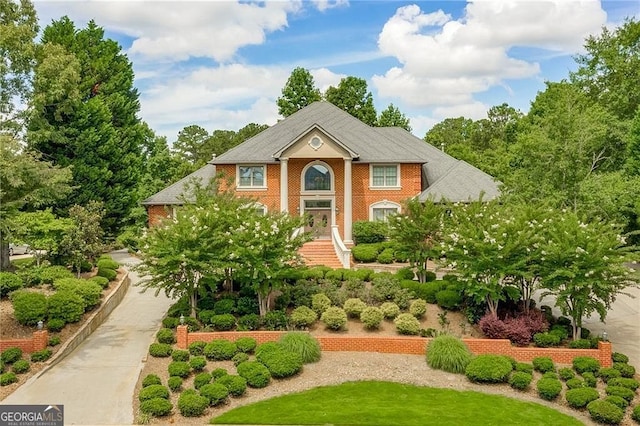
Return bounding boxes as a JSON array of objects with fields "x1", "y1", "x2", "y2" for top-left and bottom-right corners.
[
  {"x1": 343, "y1": 158, "x2": 353, "y2": 244},
  {"x1": 280, "y1": 158, "x2": 288, "y2": 212}
]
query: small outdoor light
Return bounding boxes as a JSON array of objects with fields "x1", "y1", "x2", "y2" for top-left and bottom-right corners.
[
  {"x1": 602, "y1": 330, "x2": 608, "y2": 341},
  {"x1": 37, "y1": 320, "x2": 43, "y2": 330},
  {"x1": 179, "y1": 314, "x2": 185, "y2": 325}
]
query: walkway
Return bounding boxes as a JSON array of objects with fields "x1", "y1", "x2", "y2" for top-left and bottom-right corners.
[{"x1": 2, "y1": 250, "x2": 174, "y2": 425}]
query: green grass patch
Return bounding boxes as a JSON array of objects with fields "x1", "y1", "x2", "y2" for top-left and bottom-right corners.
[{"x1": 211, "y1": 381, "x2": 582, "y2": 425}]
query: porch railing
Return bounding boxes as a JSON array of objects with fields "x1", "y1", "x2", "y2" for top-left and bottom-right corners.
[{"x1": 331, "y1": 225, "x2": 351, "y2": 269}]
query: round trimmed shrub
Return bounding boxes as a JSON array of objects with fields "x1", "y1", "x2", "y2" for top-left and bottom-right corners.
[
  {"x1": 509, "y1": 372, "x2": 533, "y2": 390},
  {"x1": 435, "y1": 289, "x2": 462, "y2": 310},
  {"x1": 532, "y1": 357, "x2": 555, "y2": 373},
  {"x1": 343, "y1": 298, "x2": 367, "y2": 318},
  {"x1": 604, "y1": 395, "x2": 629, "y2": 409},
  {"x1": 380, "y1": 302, "x2": 400, "y2": 319},
  {"x1": 200, "y1": 383, "x2": 229, "y2": 406},
  {"x1": 155, "y1": 328, "x2": 175, "y2": 344},
  {"x1": 211, "y1": 314, "x2": 236, "y2": 331},
  {"x1": 10, "y1": 290, "x2": 47, "y2": 326},
  {"x1": 162, "y1": 316, "x2": 180, "y2": 329},
  {"x1": 536, "y1": 377, "x2": 562, "y2": 401},
  {"x1": 376, "y1": 248, "x2": 394, "y2": 264},
  {"x1": 0, "y1": 372, "x2": 18, "y2": 386},
  {"x1": 565, "y1": 387, "x2": 599, "y2": 408},
  {"x1": 140, "y1": 398, "x2": 172, "y2": 417},
  {"x1": 409, "y1": 299, "x2": 427, "y2": 318},
  {"x1": 568, "y1": 339, "x2": 592, "y2": 349},
  {"x1": 138, "y1": 384, "x2": 170, "y2": 402},
  {"x1": 351, "y1": 244, "x2": 381, "y2": 262},
  {"x1": 279, "y1": 332, "x2": 322, "y2": 364},
  {"x1": 515, "y1": 363, "x2": 533, "y2": 374},
  {"x1": 607, "y1": 377, "x2": 640, "y2": 391},
  {"x1": 171, "y1": 350, "x2": 190, "y2": 362},
  {"x1": 30, "y1": 349, "x2": 52, "y2": 363},
  {"x1": 542, "y1": 371, "x2": 559, "y2": 380},
  {"x1": 38, "y1": 266, "x2": 74, "y2": 284},
  {"x1": 573, "y1": 356, "x2": 600, "y2": 374},
  {"x1": 613, "y1": 362, "x2": 636, "y2": 378},
  {"x1": 0, "y1": 272, "x2": 23, "y2": 297},
  {"x1": 188, "y1": 341, "x2": 207, "y2": 356},
  {"x1": 237, "y1": 361, "x2": 271, "y2": 388},
  {"x1": 88, "y1": 276, "x2": 110, "y2": 289},
  {"x1": 566, "y1": 378, "x2": 584, "y2": 389},
  {"x1": 189, "y1": 356, "x2": 207, "y2": 372},
  {"x1": 177, "y1": 389, "x2": 209, "y2": 417},
  {"x1": 311, "y1": 293, "x2": 332, "y2": 315},
  {"x1": 47, "y1": 318, "x2": 65, "y2": 332},
  {"x1": 48, "y1": 291, "x2": 85, "y2": 323},
  {"x1": 1, "y1": 347, "x2": 23, "y2": 364},
  {"x1": 97, "y1": 258, "x2": 119, "y2": 270},
  {"x1": 259, "y1": 349, "x2": 303, "y2": 378},
  {"x1": 599, "y1": 367, "x2": 622, "y2": 383},
  {"x1": 426, "y1": 334, "x2": 472, "y2": 374},
  {"x1": 53, "y1": 278, "x2": 102, "y2": 310},
  {"x1": 587, "y1": 400, "x2": 624, "y2": 425},
  {"x1": 193, "y1": 372, "x2": 212, "y2": 390},
  {"x1": 582, "y1": 372, "x2": 598, "y2": 388},
  {"x1": 48, "y1": 336, "x2": 60, "y2": 346},
  {"x1": 360, "y1": 306, "x2": 384, "y2": 330},
  {"x1": 97, "y1": 268, "x2": 117, "y2": 281},
  {"x1": 321, "y1": 306, "x2": 347, "y2": 331},
  {"x1": 167, "y1": 361, "x2": 191, "y2": 378},
  {"x1": 422, "y1": 281, "x2": 445, "y2": 304},
  {"x1": 203, "y1": 339, "x2": 237, "y2": 361},
  {"x1": 149, "y1": 343, "x2": 173, "y2": 358},
  {"x1": 232, "y1": 352, "x2": 249, "y2": 366},
  {"x1": 632, "y1": 405, "x2": 640, "y2": 423},
  {"x1": 612, "y1": 352, "x2": 629, "y2": 363},
  {"x1": 211, "y1": 368, "x2": 228, "y2": 379},
  {"x1": 605, "y1": 385, "x2": 635, "y2": 402},
  {"x1": 167, "y1": 376, "x2": 182, "y2": 392},
  {"x1": 394, "y1": 313, "x2": 421, "y2": 335},
  {"x1": 533, "y1": 332, "x2": 561, "y2": 348},
  {"x1": 289, "y1": 306, "x2": 318, "y2": 328},
  {"x1": 255, "y1": 342, "x2": 281, "y2": 362},
  {"x1": 465, "y1": 355, "x2": 513, "y2": 383},
  {"x1": 217, "y1": 374, "x2": 247, "y2": 397},
  {"x1": 142, "y1": 374, "x2": 162, "y2": 387},
  {"x1": 396, "y1": 267, "x2": 415, "y2": 280},
  {"x1": 235, "y1": 337, "x2": 257, "y2": 354},
  {"x1": 12, "y1": 359, "x2": 29, "y2": 374},
  {"x1": 558, "y1": 367, "x2": 576, "y2": 381},
  {"x1": 237, "y1": 313, "x2": 261, "y2": 331}
]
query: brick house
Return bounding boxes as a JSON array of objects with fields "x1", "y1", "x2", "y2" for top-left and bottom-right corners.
[{"x1": 143, "y1": 102, "x2": 499, "y2": 267}]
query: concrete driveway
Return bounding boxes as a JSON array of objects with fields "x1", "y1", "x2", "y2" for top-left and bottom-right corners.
[{"x1": 2, "y1": 250, "x2": 175, "y2": 425}]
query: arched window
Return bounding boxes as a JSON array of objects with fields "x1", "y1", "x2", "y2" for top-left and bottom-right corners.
[
  {"x1": 303, "y1": 162, "x2": 332, "y2": 191},
  {"x1": 370, "y1": 200, "x2": 401, "y2": 221}
]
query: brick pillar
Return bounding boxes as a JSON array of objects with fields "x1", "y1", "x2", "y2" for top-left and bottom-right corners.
[
  {"x1": 176, "y1": 325, "x2": 188, "y2": 349},
  {"x1": 598, "y1": 341, "x2": 613, "y2": 367},
  {"x1": 32, "y1": 330, "x2": 49, "y2": 352}
]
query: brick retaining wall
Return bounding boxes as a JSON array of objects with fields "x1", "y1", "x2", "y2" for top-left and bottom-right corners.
[
  {"x1": 176, "y1": 326, "x2": 612, "y2": 367},
  {"x1": 0, "y1": 330, "x2": 48, "y2": 354}
]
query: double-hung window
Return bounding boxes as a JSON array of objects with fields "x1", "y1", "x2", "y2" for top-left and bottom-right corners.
[
  {"x1": 238, "y1": 165, "x2": 265, "y2": 188},
  {"x1": 371, "y1": 165, "x2": 399, "y2": 188}
]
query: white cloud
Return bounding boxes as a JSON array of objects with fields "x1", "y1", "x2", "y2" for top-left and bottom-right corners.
[
  {"x1": 311, "y1": 0, "x2": 349, "y2": 13},
  {"x1": 311, "y1": 67, "x2": 345, "y2": 93}
]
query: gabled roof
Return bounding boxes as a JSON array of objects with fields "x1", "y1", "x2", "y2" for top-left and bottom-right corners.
[
  {"x1": 272, "y1": 123, "x2": 360, "y2": 159},
  {"x1": 141, "y1": 164, "x2": 216, "y2": 205},
  {"x1": 418, "y1": 160, "x2": 501, "y2": 202}
]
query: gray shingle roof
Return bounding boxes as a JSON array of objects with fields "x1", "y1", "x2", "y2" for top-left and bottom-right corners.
[
  {"x1": 141, "y1": 164, "x2": 216, "y2": 205},
  {"x1": 418, "y1": 160, "x2": 501, "y2": 202}
]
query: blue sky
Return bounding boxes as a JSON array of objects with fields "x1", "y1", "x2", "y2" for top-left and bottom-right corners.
[{"x1": 33, "y1": 1, "x2": 639, "y2": 142}]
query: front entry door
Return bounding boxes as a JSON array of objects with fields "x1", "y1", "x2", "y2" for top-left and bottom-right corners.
[{"x1": 304, "y1": 200, "x2": 332, "y2": 239}]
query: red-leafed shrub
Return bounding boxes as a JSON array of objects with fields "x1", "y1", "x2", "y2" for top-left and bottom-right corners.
[
  {"x1": 504, "y1": 317, "x2": 533, "y2": 346},
  {"x1": 478, "y1": 314, "x2": 508, "y2": 339},
  {"x1": 520, "y1": 309, "x2": 549, "y2": 335}
]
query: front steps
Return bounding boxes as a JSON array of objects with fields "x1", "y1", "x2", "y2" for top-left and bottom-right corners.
[{"x1": 298, "y1": 240, "x2": 344, "y2": 269}]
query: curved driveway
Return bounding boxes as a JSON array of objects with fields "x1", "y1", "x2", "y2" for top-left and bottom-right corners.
[{"x1": 2, "y1": 250, "x2": 174, "y2": 425}]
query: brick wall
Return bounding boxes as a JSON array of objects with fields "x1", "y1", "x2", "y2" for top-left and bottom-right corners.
[
  {"x1": 147, "y1": 205, "x2": 171, "y2": 227},
  {"x1": 175, "y1": 326, "x2": 613, "y2": 367},
  {"x1": 0, "y1": 330, "x2": 48, "y2": 354}
]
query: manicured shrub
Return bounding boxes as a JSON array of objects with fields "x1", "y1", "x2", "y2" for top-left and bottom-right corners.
[
  {"x1": 607, "y1": 377, "x2": 640, "y2": 391},
  {"x1": 217, "y1": 374, "x2": 247, "y2": 397},
  {"x1": 376, "y1": 248, "x2": 394, "y2": 264},
  {"x1": 324, "y1": 269, "x2": 345, "y2": 282},
  {"x1": 632, "y1": 405, "x2": 640, "y2": 423},
  {"x1": 47, "y1": 318, "x2": 65, "y2": 332},
  {"x1": 396, "y1": 267, "x2": 415, "y2": 281},
  {"x1": 279, "y1": 332, "x2": 321, "y2": 364},
  {"x1": 142, "y1": 374, "x2": 162, "y2": 387},
  {"x1": 10, "y1": 290, "x2": 47, "y2": 326},
  {"x1": 236, "y1": 296, "x2": 259, "y2": 316},
  {"x1": 409, "y1": 299, "x2": 427, "y2": 318},
  {"x1": 370, "y1": 276, "x2": 412, "y2": 309},
  {"x1": 232, "y1": 352, "x2": 249, "y2": 366},
  {"x1": 97, "y1": 267, "x2": 117, "y2": 281},
  {"x1": 587, "y1": 400, "x2": 624, "y2": 425},
  {"x1": 203, "y1": 339, "x2": 237, "y2": 361},
  {"x1": 188, "y1": 341, "x2": 206, "y2": 356},
  {"x1": 199, "y1": 383, "x2": 229, "y2": 406},
  {"x1": 12, "y1": 359, "x2": 29, "y2": 374},
  {"x1": 573, "y1": 356, "x2": 600, "y2": 374},
  {"x1": 465, "y1": 355, "x2": 513, "y2": 383},
  {"x1": 613, "y1": 362, "x2": 636, "y2": 378},
  {"x1": 167, "y1": 361, "x2": 191, "y2": 378},
  {"x1": 599, "y1": 367, "x2": 622, "y2": 383},
  {"x1": 426, "y1": 334, "x2": 472, "y2": 374},
  {"x1": 568, "y1": 339, "x2": 592, "y2": 349},
  {"x1": 566, "y1": 378, "x2": 584, "y2": 389},
  {"x1": 380, "y1": 302, "x2": 400, "y2": 319},
  {"x1": 537, "y1": 377, "x2": 563, "y2": 401},
  {"x1": 0, "y1": 372, "x2": 18, "y2": 386},
  {"x1": 435, "y1": 289, "x2": 462, "y2": 310},
  {"x1": 48, "y1": 291, "x2": 85, "y2": 323},
  {"x1": 549, "y1": 325, "x2": 569, "y2": 341},
  {"x1": 193, "y1": 372, "x2": 212, "y2": 390},
  {"x1": 211, "y1": 368, "x2": 228, "y2": 379},
  {"x1": 187, "y1": 356, "x2": 206, "y2": 372},
  {"x1": 1, "y1": 347, "x2": 23, "y2": 364},
  {"x1": 177, "y1": 389, "x2": 209, "y2": 417},
  {"x1": 515, "y1": 363, "x2": 534, "y2": 374},
  {"x1": 360, "y1": 306, "x2": 384, "y2": 330},
  {"x1": 612, "y1": 352, "x2": 629, "y2": 363},
  {"x1": 565, "y1": 387, "x2": 599, "y2": 408},
  {"x1": 394, "y1": 313, "x2": 421, "y2": 335},
  {"x1": 39, "y1": 266, "x2": 74, "y2": 284},
  {"x1": 289, "y1": 306, "x2": 318, "y2": 328},
  {"x1": 558, "y1": 367, "x2": 576, "y2": 381},
  {"x1": 0, "y1": 272, "x2": 23, "y2": 297},
  {"x1": 263, "y1": 310, "x2": 288, "y2": 330},
  {"x1": 97, "y1": 258, "x2": 119, "y2": 270},
  {"x1": 213, "y1": 298, "x2": 236, "y2": 315},
  {"x1": 235, "y1": 337, "x2": 257, "y2": 354},
  {"x1": 30, "y1": 349, "x2": 52, "y2": 362},
  {"x1": 604, "y1": 396, "x2": 629, "y2": 410},
  {"x1": 478, "y1": 314, "x2": 507, "y2": 339},
  {"x1": 532, "y1": 357, "x2": 555, "y2": 373},
  {"x1": 88, "y1": 276, "x2": 110, "y2": 289},
  {"x1": 259, "y1": 348, "x2": 303, "y2": 379},
  {"x1": 171, "y1": 350, "x2": 190, "y2": 362},
  {"x1": 237, "y1": 313, "x2": 261, "y2": 331},
  {"x1": 605, "y1": 385, "x2": 636, "y2": 402},
  {"x1": 422, "y1": 281, "x2": 445, "y2": 304},
  {"x1": 255, "y1": 342, "x2": 281, "y2": 362},
  {"x1": 138, "y1": 384, "x2": 170, "y2": 402},
  {"x1": 211, "y1": 314, "x2": 236, "y2": 331},
  {"x1": 155, "y1": 328, "x2": 175, "y2": 344},
  {"x1": 509, "y1": 372, "x2": 533, "y2": 390},
  {"x1": 311, "y1": 293, "x2": 332, "y2": 315},
  {"x1": 53, "y1": 278, "x2": 102, "y2": 309},
  {"x1": 353, "y1": 221, "x2": 388, "y2": 244},
  {"x1": 343, "y1": 298, "x2": 367, "y2": 318},
  {"x1": 351, "y1": 244, "x2": 381, "y2": 263},
  {"x1": 533, "y1": 332, "x2": 561, "y2": 348},
  {"x1": 140, "y1": 398, "x2": 172, "y2": 417},
  {"x1": 167, "y1": 376, "x2": 182, "y2": 392},
  {"x1": 542, "y1": 371, "x2": 559, "y2": 380},
  {"x1": 48, "y1": 336, "x2": 60, "y2": 347},
  {"x1": 321, "y1": 306, "x2": 347, "y2": 331},
  {"x1": 582, "y1": 372, "x2": 598, "y2": 388},
  {"x1": 236, "y1": 361, "x2": 271, "y2": 388}
]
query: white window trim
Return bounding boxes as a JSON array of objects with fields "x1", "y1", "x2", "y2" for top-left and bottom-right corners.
[
  {"x1": 369, "y1": 200, "x2": 401, "y2": 221},
  {"x1": 369, "y1": 164, "x2": 401, "y2": 189},
  {"x1": 253, "y1": 202, "x2": 267, "y2": 215},
  {"x1": 301, "y1": 160, "x2": 335, "y2": 195},
  {"x1": 236, "y1": 164, "x2": 267, "y2": 190}
]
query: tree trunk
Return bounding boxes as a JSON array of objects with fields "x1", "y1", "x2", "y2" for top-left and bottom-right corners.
[
  {"x1": 189, "y1": 291, "x2": 198, "y2": 318},
  {"x1": 258, "y1": 292, "x2": 270, "y2": 317},
  {"x1": 0, "y1": 240, "x2": 11, "y2": 271}
]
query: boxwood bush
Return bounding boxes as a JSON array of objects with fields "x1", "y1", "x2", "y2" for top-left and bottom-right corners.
[
  {"x1": 88, "y1": 276, "x2": 110, "y2": 289},
  {"x1": 142, "y1": 374, "x2": 162, "y2": 387},
  {"x1": 465, "y1": 355, "x2": 513, "y2": 383},
  {"x1": 599, "y1": 367, "x2": 622, "y2": 383},
  {"x1": 258, "y1": 347, "x2": 303, "y2": 379},
  {"x1": 605, "y1": 385, "x2": 636, "y2": 402},
  {"x1": 435, "y1": 289, "x2": 462, "y2": 310},
  {"x1": 353, "y1": 220, "x2": 388, "y2": 244},
  {"x1": 167, "y1": 361, "x2": 191, "y2": 378},
  {"x1": 53, "y1": 278, "x2": 102, "y2": 310},
  {"x1": 607, "y1": 377, "x2": 640, "y2": 391},
  {"x1": 279, "y1": 332, "x2": 322, "y2": 364},
  {"x1": 582, "y1": 372, "x2": 598, "y2": 388},
  {"x1": 289, "y1": 306, "x2": 318, "y2": 328},
  {"x1": 48, "y1": 291, "x2": 85, "y2": 323},
  {"x1": 604, "y1": 396, "x2": 629, "y2": 410},
  {"x1": 572, "y1": 356, "x2": 600, "y2": 374},
  {"x1": 343, "y1": 298, "x2": 367, "y2": 318},
  {"x1": 155, "y1": 328, "x2": 175, "y2": 344},
  {"x1": 188, "y1": 341, "x2": 206, "y2": 356},
  {"x1": 394, "y1": 313, "x2": 421, "y2": 335},
  {"x1": 12, "y1": 359, "x2": 29, "y2": 374},
  {"x1": 509, "y1": 372, "x2": 533, "y2": 390},
  {"x1": 38, "y1": 266, "x2": 74, "y2": 284},
  {"x1": 1, "y1": 347, "x2": 23, "y2": 364},
  {"x1": 97, "y1": 268, "x2": 117, "y2": 281},
  {"x1": 167, "y1": 376, "x2": 182, "y2": 392},
  {"x1": 47, "y1": 318, "x2": 65, "y2": 332},
  {"x1": 235, "y1": 337, "x2": 257, "y2": 354},
  {"x1": 557, "y1": 367, "x2": 575, "y2": 381},
  {"x1": 237, "y1": 313, "x2": 261, "y2": 331},
  {"x1": 587, "y1": 400, "x2": 624, "y2": 425},
  {"x1": 177, "y1": 389, "x2": 209, "y2": 417},
  {"x1": 515, "y1": 363, "x2": 534, "y2": 374},
  {"x1": 0, "y1": 272, "x2": 23, "y2": 297},
  {"x1": 10, "y1": 290, "x2": 47, "y2": 326},
  {"x1": 311, "y1": 293, "x2": 332, "y2": 315},
  {"x1": 0, "y1": 372, "x2": 18, "y2": 386},
  {"x1": 149, "y1": 343, "x2": 173, "y2": 358},
  {"x1": 203, "y1": 339, "x2": 237, "y2": 361},
  {"x1": 140, "y1": 398, "x2": 172, "y2": 417},
  {"x1": 138, "y1": 384, "x2": 170, "y2": 402},
  {"x1": 565, "y1": 387, "x2": 599, "y2": 408},
  {"x1": 232, "y1": 352, "x2": 249, "y2": 366},
  {"x1": 613, "y1": 362, "x2": 636, "y2": 378},
  {"x1": 236, "y1": 361, "x2": 271, "y2": 388},
  {"x1": 216, "y1": 374, "x2": 247, "y2": 397},
  {"x1": 193, "y1": 372, "x2": 212, "y2": 390},
  {"x1": 360, "y1": 306, "x2": 384, "y2": 330},
  {"x1": 351, "y1": 244, "x2": 382, "y2": 263},
  {"x1": 532, "y1": 357, "x2": 555, "y2": 373},
  {"x1": 30, "y1": 349, "x2": 52, "y2": 363},
  {"x1": 211, "y1": 314, "x2": 236, "y2": 331},
  {"x1": 566, "y1": 378, "x2": 584, "y2": 389},
  {"x1": 611, "y1": 352, "x2": 629, "y2": 363},
  {"x1": 380, "y1": 302, "x2": 400, "y2": 319},
  {"x1": 632, "y1": 405, "x2": 640, "y2": 423},
  {"x1": 189, "y1": 356, "x2": 206, "y2": 372},
  {"x1": 199, "y1": 383, "x2": 229, "y2": 406},
  {"x1": 96, "y1": 258, "x2": 119, "y2": 270},
  {"x1": 321, "y1": 306, "x2": 347, "y2": 331},
  {"x1": 536, "y1": 377, "x2": 563, "y2": 401},
  {"x1": 409, "y1": 299, "x2": 427, "y2": 318},
  {"x1": 426, "y1": 334, "x2": 472, "y2": 374},
  {"x1": 533, "y1": 332, "x2": 561, "y2": 348},
  {"x1": 263, "y1": 310, "x2": 288, "y2": 331},
  {"x1": 171, "y1": 350, "x2": 190, "y2": 362}
]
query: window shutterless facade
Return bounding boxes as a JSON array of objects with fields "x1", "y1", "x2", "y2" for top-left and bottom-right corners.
[
  {"x1": 370, "y1": 164, "x2": 399, "y2": 188},
  {"x1": 237, "y1": 165, "x2": 266, "y2": 188}
]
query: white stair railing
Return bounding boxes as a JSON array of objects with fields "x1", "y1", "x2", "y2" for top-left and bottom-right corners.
[{"x1": 331, "y1": 225, "x2": 351, "y2": 269}]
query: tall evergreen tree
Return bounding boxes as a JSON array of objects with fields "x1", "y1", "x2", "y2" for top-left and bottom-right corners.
[
  {"x1": 27, "y1": 17, "x2": 145, "y2": 236},
  {"x1": 277, "y1": 67, "x2": 321, "y2": 117},
  {"x1": 325, "y1": 76, "x2": 377, "y2": 126}
]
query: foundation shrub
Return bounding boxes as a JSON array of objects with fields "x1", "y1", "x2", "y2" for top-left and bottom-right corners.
[
  {"x1": 12, "y1": 360, "x2": 29, "y2": 374},
  {"x1": 156, "y1": 328, "x2": 175, "y2": 344},
  {"x1": 177, "y1": 389, "x2": 209, "y2": 417},
  {"x1": 573, "y1": 357, "x2": 600, "y2": 374},
  {"x1": 11, "y1": 290, "x2": 47, "y2": 326},
  {"x1": 613, "y1": 362, "x2": 636, "y2": 378},
  {"x1": 199, "y1": 383, "x2": 229, "y2": 406},
  {"x1": 605, "y1": 385, "x2": 636, "y2": 402},
  {"x1": 566, "y1": 378, "x2": 584, "y2": 389},
  {"x1": 1, "y1": 347, "x2": 23, "y2": 364},
  {"x1": 232, "y1": 353, "x2": 249, "y2": 366},
  {"x1": 290, "y1": 306, "x2": 318, "y2": 328},
  {"x1": 558, "y1": 367, "x2": 576, "y2": 381},
  {"x1": 0, "y1": 272, "x2": 23, "y2": 297},
  {"x1": 376, "y1": 248, "x2": 394, "y2": 264},
  {"x1": 565, "y1": 388, "x2": 599, "y2": 409},
  {"x1": 321, "y1": 306, "x2": 348, "y2": 331},
  {"x1": 167, "y1": 361, "x2": 191, "y2": 378},
  {"x1": 532, "y1": 357, "x2": 555, "y2": 373},
  {"x1": 533, "y1": 332, "x2": 562, "y2": 348},
  {"x1": 353, "y1": 221, "x2": 388, "y2": 244},
  {"x1": 193, "y1": 372, "x2": 211, "y2": 390},
  {"x1": 211, "y1": 314, "x2": 236, "y2": 331},
  {"x1": 47, "y1": 318, "x2": 65, "y2": 332},
  {"x1": 189, "y1": 356, "x2": 206, "y2": 372},
  {"x1": 537, "y1": 377, "x2": 563, "y2": 401},
  {"x1": 97, "y1": 268, "x2": 117, "y2": 281},
  {"x1": 217, "y1": 374, "x2": 247, "y2": 397},
  {"x1": 360, "y1": 306, "x2": 384, "y2": 329},
  {"x1": 278, "y1": 332, "x2": 322, "y2": 364},
  {"x1": 394, "y1": 313, "x2": 421, "y2": 335},
  {"x1": 149, "y1": 343, "x2": 173, "y2": 358},
  {"x1": 605, "y1": 396, "x2": 629, "y2": 410},
  {"x1": 352, "y1": 244, "x2": 382, "y2": 263},
  {"x1": 30, "y1": 349, "x2": 52, "y2": 362},
  {"x1": 188, "y1": 341, "x2": 206, "y2": 356},
  {"x1": 171, "y1": 350, "x2": 190, "y2": 362},
  {"x1": 465, "y1": 355, "x2": 513, "y2": 383},
  {"x1": 237, "y1": 361, "x2": 271, "y2": 388},
  {"x1": 587, "y1": 400, "x2": 624, "y2": 425},
  {"x1": 167, "y1": 376, "x2": 182, "y2": 392},
  {"x1": 203, "y1": 339, "x2": 237, "y2": 361},
  {"x1": 48, "y1": 291, "x2": 85, "y2": 323},
  {"x1": 138, "y1": 384, "x2": 170, "y2": 402},
  {"x1": 142, "y1": 374, "x2": 162, "y2": 387},
  {"x1": 426, "y1": 334, "x2": 472, "y2": 374},
  {"x1": 343, "y1": 298, "x2": 367, "y2": 318},
  {"x1": 599, "y1": 367, "x2": 622, "y2": 383},
  {"x1": 509, "y1": 372, "x2": 533, "y2": 390},
  {"x1": 140, "y1": 398, "x2": 172, "y2": 417},
  {"x1": 611, "y1": 352, "x2": 629, "y2": 363},
  {"x1": 311, "y1": 293, "x2": 332, "y2": 315},
  {"x1": 380, "y1": 302, "x2": 400, "y2": 319},
  {"x1": 235, "y1": 337, "x2": 257, "y2": 354},
  {"x1": 607, "y1": 377, "x2": 640, "y2": 391},
  {"x1": 582, "y1": 372, "x2": 598, "y2": 388},
  {"x1": 515, "y1": 363, "x2": 534, "y2": 374},
  {"x1": 409, "y1": 299, "x2": 427, "y2": 318},
  {"x1": 0, "y1": 372, "x2": 17, "y2": 386},
  {"x1": 237, "y1": 313, "x2": 261, "y2": 331}
]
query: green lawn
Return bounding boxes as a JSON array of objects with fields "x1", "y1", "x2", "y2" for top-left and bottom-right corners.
[{"x1": 211, "y1": 381, "x2": 584, "y2": 425}]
